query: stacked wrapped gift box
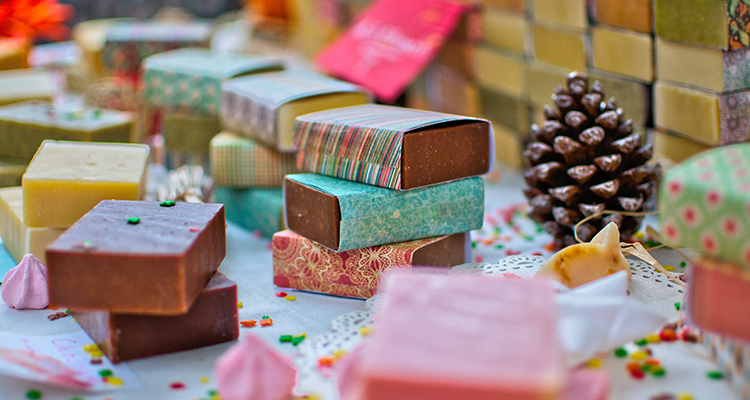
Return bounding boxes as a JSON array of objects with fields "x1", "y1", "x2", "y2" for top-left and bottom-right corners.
[
  {"x1": 211, "y1": 70, "x2": 370, "y2": 238},
  {"x1": 659, "y1": 143, "x2": 750, "y2": 399},
  {"x1": 273, "y1": 104, "x2": 494, "y2": 298}
]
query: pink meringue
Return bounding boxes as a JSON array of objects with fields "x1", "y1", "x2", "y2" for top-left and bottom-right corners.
[
  {"x1": 215, "y1": 333, "x2": 296, "y2": 400},
  {"x1": 2, "y1": 253, "x2": 49, "y2": 310}
]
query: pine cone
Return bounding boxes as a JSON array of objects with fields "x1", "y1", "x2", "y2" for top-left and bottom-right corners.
[{"x1": 524, "y1": 72, "x2": 660, "y2": 248}]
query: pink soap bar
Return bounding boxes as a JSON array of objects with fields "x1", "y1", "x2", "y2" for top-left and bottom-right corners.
[
  {"x1": 561, "y1": 370, "x2": 610, "y2": 400},
  {"x1": 356, "y1": 273, "x2": 565, "y2": 400},
  {"x1": 688, "y1": 256, "x2": 750, "y2": 342}
]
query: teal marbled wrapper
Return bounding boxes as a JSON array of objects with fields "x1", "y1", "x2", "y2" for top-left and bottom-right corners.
[
  {"x1": 286, "y1": 173, "x2": 484, "y2": 251},
  {"x1": 214, "y1": 187, "x2": 284, "y2": 238}
]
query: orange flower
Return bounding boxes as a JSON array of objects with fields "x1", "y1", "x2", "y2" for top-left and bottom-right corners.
[{"x1": 0, "y1": 0, "x2": 75, "y2": 41}]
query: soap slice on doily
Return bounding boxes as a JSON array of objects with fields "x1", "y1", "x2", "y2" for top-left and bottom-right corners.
[
  {"x1": 215, "y1": 333, "x2": 296, "y2": 400},
  {"x1": 1, "y1": 254, "x2": 49, "y2": 309}
]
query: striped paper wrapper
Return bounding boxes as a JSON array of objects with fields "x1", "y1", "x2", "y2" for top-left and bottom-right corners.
[
  {"x1": 705, "y1": 333, "x2": 750, "y2": 400},
  {"x1": 214, "y1": 187, "x2": 284, "y2": 238},
  {"x1": 292, "y1": 104, "x2": 491, "y2": 190},
  {"x1": 209, "y1": 131, "x2": 299, "y2": 188}
]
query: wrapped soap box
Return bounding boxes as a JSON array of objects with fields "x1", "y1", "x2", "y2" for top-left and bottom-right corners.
[
  {"x1": 142, "y1": 48, "x2": 283, "y2": 116},
  {"x1": 214, "y1": 187, "x2": 285, "y2": 238},
  {"x1": 659, "y1": 143, "x2": 750, "y2": 269},
  {"x1": 209, "y1": 131, "x2": 299, "y2": 188},
  {"x1": 704, "y1": 333, "x2": 750, "y2": 400},
  {"x1": 284, "y1": 173, "x2": 484, "y2": 252},
  {"x1": 272, "y1": 230, "x2": 470, "y2": 298},
  {"x1": 293, "y1": 104, "x2": 493, "y2": 190},
  {"x1": 220, "y1": 70, "x2": 370, "y2": 152}
]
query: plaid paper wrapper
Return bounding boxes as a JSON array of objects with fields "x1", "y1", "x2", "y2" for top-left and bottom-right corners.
[
  {"x1": 285, "y1": 173, "x2": 484, "y2": 251},
  {"x1": 220, "y1": 71, "x2": 368, "y2": 151},
  {"x1": 209, "y1": 131, "x2": 299, "y2": 188},
  {"x1": 214, "y1": 187, "x2": 284, "y2": 238},
  {"x1": 142, "y1": 49, "x2": 283, "y2": 116},
  {"x1": 272, "y1": 230, "x2": 466, "y2": 298},
  {"x1": 102, "y1": 21, "x2": 211, "y2": 76},
  {"x1": 292, "y1": 104, "x2": 492, "y2": 190},
  {"x1": 659, "y1": 143, "x2": 750, "y2": 270},
  {"x1": 705, "y1": 333, "x2": 750, "y2": 400}
]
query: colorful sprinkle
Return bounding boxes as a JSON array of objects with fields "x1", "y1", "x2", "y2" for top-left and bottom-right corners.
[
  {"x1": 276, "y1": 292, "x2": 288, "y2": 297},
  {"x1": 333, "y1": 349, "x2": 348, "y2": 359},
  {"x1": 285, "y1": 295, "x2": 296, "y2": 301},
  {"x1": 189, "y1": 227, "x2": 200, "y2": 232},
  {"x1": 89, "y1": 350, "x2": 103, "y2": 358},
  {"x1": 292, "y1": 335, "x2": 305, "y2": 346},
  {"x1": 360, "y1": 326, "x2": 374, "y2": 337},
  {"x1": 636, "y1": 338, "x2": 648, "y2": 346},
  {"x1": 280, "y1": 335, "x2": 293, "y2": 342},
  {"x1": 318, "y1": 357, "x2": 335, "y2": 367},
  {"x1": 614, "y1": 347, "x2": 628, "y2": 357},
  {"x1": 626, "y1": 361, "x2": 643, "y2": 373},
  {"x1": 160, "y1": 200, "x2": 176, "y2": 207},
  {"x1": 676, "y1": 392, "x2": 694, "y2": 400},
  {"x1": 645, "y1": 334, "x2": 661, "y2": 343},
  {"x1": 707, "y1": 370, "x2": 724, "y2": 379},
  {"x1": 680, "y1": 261, "x2": 687, "y2": 268},
  {"x1": 651, "y1": 367, "x2": 666, "y2": 377},
  {"x1": 240, "y1": 320, "x2": 257, "y2": 327},
  {"x1": 260, "y1": 318, "x2": 273, "y2": 327},
  {"x1": 126, "y1": 217, "x2": 140, "y2": 225},
  {"x1": 73, "y1": 240, "x2": 96, "y2": 251},
  {"x1": 200, "y1": 377, "x2": 210, "y2": 384},
  {"x1": 674, "y1": 302, "x2": 681, "y2": 310},
  {"x1": 26, "y1": 389, "x2": 42, "y2": 399},
  {"x1": 663, "y1": 265, "x2": 675, "y2": 271},
  {"x1": 92, "y1": 109, "x2": 102, "y2": 118},
  {"x1": 90, "y1": 358, "x2": 103, "y2": 365},
  {"x1": 587, "y1": 358, "x2": 602, "y2": 368},
  {"x1": 237, "y1": 301, "x2": 243, "y2": 308},
  {"x1": 170, "y1": 382, "x2": 186, "y2": 390},
  {"x1": 98, "y1": 369, "x2": 113, "y2": 377},
  {"x1": 83, "y1": 344, "x2": 100, "y2": 352},
  {"x1": 105, "y1": 376, "x2": 124, "y2": 386}
]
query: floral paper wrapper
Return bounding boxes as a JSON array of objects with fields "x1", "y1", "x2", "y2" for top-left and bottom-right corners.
[{"x1": 705, "y1": 333, "x2": 750, "y2": 400}]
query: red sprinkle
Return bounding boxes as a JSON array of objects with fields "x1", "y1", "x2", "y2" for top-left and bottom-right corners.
[
  {"x1": 240, "y1": 320, "x2": 257, "y2": 327},
  {"x1": 276, "y1": 292, "x2": 288, "y2": 297},
  {"x1": 626, "y1": 362, "x2": 642, "y2": 373},
  {"x1": 505, "y1": 249, "x2": 521, "y2": 256},
  {"x1": 660, "y1": 329, "x2": 677, "y2": 342},
  {"x1": 318, "y1": 357, "x2": 335, "y2": 367},
  {"x1": 189, "y1": 227, "x2": 200, "y2": 232},
  {"x1": 629, "y1": 369, "x2": 646, "y2": 380},
  {"x1": 170, "y1": 382, "x2": 186, "y2": 390},
  {"x1": 90, "y1": 358, "x2": 103, "y2": 365}
]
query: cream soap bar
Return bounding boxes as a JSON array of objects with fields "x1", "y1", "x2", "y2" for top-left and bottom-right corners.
[
  {"x1": 656, "y1": 38, "x2": 750, "y2": 93},
  {"x1": 654, "y1": 82, "x2": 721, "y2": 145},
  {"x1": 534, "y1": 0, "x2": 587, "y2": 29},
  {"x1": 163, "y1": 113, "x2": 220, "y2": 153},
  {"x1": 479, "y1": 87, "x2": 532, "y2": 134},
  {"x1": 476, "y1": 46, "x2": 528, "y2": 98},
  {"x1": 491, "y1": 122, "x2": 525, "y2": 170},
  {"x1": 0, "y1": 187, "x2": 64, "y2": 264},
  {"x1": 655, "y1": 0, "x2": 745, "y2": 50},
  {"x1": 23, "y1": 140, "x2": 149, "y2": 228},
  {"x1": 528, "y1": 61, "x2": 569, "y2": 106},
  {"x1": 0, "y1": 69, "x2": 54, "y2": 106},
  {"x1": 592, "y1": 0, "x2": 652, "y2": 33},
  {"x1": 591, "y1": 26, "x2": 653, "y2": 82},
  {"x1": 0, "y1": 101, "x2": 133, "y2": 160},
  {"x1": 533, "y1": 24, "x2": 587, "y2": 72},
  {"x1": 0, "y1": 158, "x2": 27, "y2": 188},
  {"x1": 482, "y1": 8, "x2": 528, "y2": 54},
  {"x1": 654, "y1": 130, "x2": 711, "y2": 163},
  {"x1": 589, "y1": 70, "x2": 651, "y2": 127}
]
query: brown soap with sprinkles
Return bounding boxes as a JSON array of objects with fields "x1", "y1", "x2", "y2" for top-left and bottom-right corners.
[
  {"x1": 71, "y1": 272, "x2": 239, "y2": 363},
  {"x1": 46, "y1": 200, "x2": 226, "y2": 315}
]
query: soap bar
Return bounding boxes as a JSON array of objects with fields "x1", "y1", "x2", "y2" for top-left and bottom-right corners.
[
  {"x1": 0, "y1": 159, "x2": 27, "y2": 188},
  {"x1": 688, "y1": 257, "x2": 750, "y2": 342},
  {"x1": 592, "y1": 0, "x2": 652, "y2": 33},
  {"x1": 534, "y1": 0, "x2": 587, "y2": 29},
  {"x1": 293, "y1": 104, "x2": 493, "y2": 190},
  {"x1": 353, "y1": 273, "x2": 565, "y2": 400},
  {"x1": 221, "y1": 70, "x2": 370, "y2": 152},
  {"x1": 73, "y1": 18, "x2": 129, "y2": 76},
  {"x1": 532, "y1": 23, "x2": 587, "y2": 72},
  {"x1": 414, "y1": 62, "x2": 479, "y2": 117},
  {"x1": 214, "y1": 187, "x2": 285, "y2": 238},
  {"x1": 23, "y1": 140, "x2": 149, "y2": 228},
  {"x1": 0, "y1": 101, "x2": 133, "y2": 160},
  {"x1": 46, "y1": 200, "x2": 226, "y2": 315},
  {"x1": 528, "y1": 61, "x2": 569, "y2": 106},
  {"x1": 654, "y1": 129, "x2": 711, "y2": 163},
  {"x1": 659, "y1": 143, "x2": 750, "y2": 269},
  {"x1": 0, "y1": 38, "x2": 30, "y2": 71},
  {"x1": 479, "y1": 87, "x2": 532, "y2": 135},
  {"x1": 0, "y1": 187, "x2": 64, "y2": 264},
  {"x1": 655, "y1": 0, "x2": 745, "y2": 50},
  {"x1": 209, "y1": 131, "x2": 299, "y2": 188},
  {"x1": 102, "y1": 21, "x2": 211, "y2": 76},
  {"x1": 589, "y1": 70, "x2": 651, "y2": 127},
  {"x1": 483, "y1": 0, "x2": 525, "y2": 12},
  {"x1": 491, "y1": 122, "x2": 526, "y2": 170},
  {"x1": 0, "y1": 69, "x2": 54, "y2": 107},
  {"x1": 654, "y1": 82, "x2": 721, "y2": 145},
  {"x1": 72, "y1": 272, "x2": 238, "y2": 363},
  {"x1": 482, "y1": 8, "x2": 528, "y2": 54},
  {"x1": 476, "y1": 45, "x2": 528, "y2": 98},
  {"x1": 704, "y1": 333, "x2": 750, "y2": 400},
  {"x1": 655, "y1": 38, "x2": 750, "y2": 93},
  {"x1": 142, "y1": 48, "x2": 284, "y2": 116},
  {"x1": 163, "y1": 113, "x2": 220, "y2": 153},
  {"x1": 273, "y1": 230, "x2": 469, "y2": 298},
  {"x1": 284, "y1": 174, "x2": 484, "y2": 251},
  {"x1": 591, "y1": 26, "x2": 653, "y2": 82}
]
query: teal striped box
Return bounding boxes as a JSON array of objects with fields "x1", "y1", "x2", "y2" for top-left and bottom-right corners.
[{"x1": 214, "y1": 187, "x2": 284, "y2": 238}]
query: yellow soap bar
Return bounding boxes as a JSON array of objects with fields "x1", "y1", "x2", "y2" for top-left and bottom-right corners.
[
  {"x1": 418, "y1": 63, "x2": 479, "y2": 116},
  {"x1": 534, "y1": 0, "x2": 587, "y2": 29},
  {"x1": 654, "y1": 129, "x2": 712, "y2": 163},
  {"x1": 491, "y1": 122, "x2": 525, "y2": 170},
  {"x1": 0, "y1": 157, "x2": 28, "y2": 188},
  {"x1": 482, "y1": 8, "x2": 528, "y2": 54},
  {"x1": 73, "y1": 18, "x2": 129, "y2": 76},
  {"x1": 476, "y1": 45, "x2": 528, "y2": 97},
  {"x1": 593, "y1": 0, "x2": 652, "y2": 33},
  {"x1": 482, "y1": 0, "x2": 525, "y2": 12},
  {"x1": 655, "y1": 38, "x2": 724, "y2": 93},
  {"x1": 0, "y1": 69, "x2": 54, "y2": 106},
  {"x1": 0, "y1": 38, "x2": 30, "y2": 71},
  {"x1": 528, "y1": 61, "x2": 569, "y2": 106},
  {"x1": 0, "y1": 187, "x2": 64, "y2": 264},
  {"x1": 533, "y1": 24, "x2": 587, "y2": 72},
  {"x1": 22, "y1": 140, "x2": 149, "y2": 228},
  {"x1": 591, "y1": 26, "x2": 653, "y2": 82},
  {"x1": 654, "y1": 81, "x2": 721, "y2": 145},
  {"x1": 589, "y1": 69, "x2": 651, "y2": 127}
]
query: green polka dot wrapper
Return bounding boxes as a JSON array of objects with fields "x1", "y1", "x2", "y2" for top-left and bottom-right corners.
[{"x1": 659, "y1": 143, "x2": 750, "y2": 270}]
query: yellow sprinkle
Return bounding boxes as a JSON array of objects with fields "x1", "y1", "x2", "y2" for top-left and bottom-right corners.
[
  {"x1": 664, "y1": 265, "x2": 675, "y2": 271},
  {"x1": 676, "y1": 392, "x2": 694, "y2": 400},
  {"x1": 646, "y1": 334, "x2": 661, "y2": 343},
  {"x1": 285, "y1": 295, "x2": 296, "y2": 301},
  {"x1": 587, "y1": 358, "x2": 602, "y2": 368},
  {"x1": 332, "y1": 349, "x2": 348, "y2": 359},
  {"x1": 210, "y1": 395, "x2": 221, "y2": 400},
  {"x1": 105, "y1": 376, "x2": 124, "y2": 386},
  {"x1": 237, "y1": 301, "x2": 243, "y2": 308},
  {"x1": 360, "y1": 326, "x2": 374, "y2": 337},
  {"x1": 630, "y1": 351, "x2": 648, "y2": 360},
  {"x1": 83, "y1": 344, "x2": 99, "y2": 352},
  {"x1": 200, "y1": 376, "x2": 210, "y2": 384},
  {"x1": 635, "y1": 232, "x2": 645, "y2": 239},
  {"x1": 89, "y1": 350, "x2": 104, "y2": 358}
]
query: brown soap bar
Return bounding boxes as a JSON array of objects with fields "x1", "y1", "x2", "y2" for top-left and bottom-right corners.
[
  {"x1": 72, "y1": 272, "x2": 239, "y2": 363},
  {"x1": 46, "y1": 200, "x2": 226, "y2": 315}
]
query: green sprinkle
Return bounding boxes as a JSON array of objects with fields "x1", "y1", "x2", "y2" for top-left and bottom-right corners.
[
  {"x1": 707, "y1": 370, "x2": 724, "y2": 380},
  {"x1": 292, "y1": 335, "x2": 305, "y2": 346},
  {"x1": 680, "y1": 261, "x2": 687, "y2": 268},
  {"x1": 160, "y1": 200, "x2": 176, "y2": 207},
  {"x1": 279, "y1": 335, "x2": 293, "y2": 343},
  {"x1": 26, "y1": 389, "x2": 42, "y2": 399},
  {"x1": 208, "y1": 390, "x2": 217, "y2": 396},
  {"x1": 69, "y1": 398, "x2": 84, "y2": 400},
  {"x1": 636, "y1": 339, "x2": 648, "y2": 346},
  {"x1": 127, "y1": 217, "x2": 140, "y2": 225},
  {"x1": 261, "y1": 315, "x2": 270, "y2": 320},
  {"x1": 674, "y1": 302, "x2": 681, "y2": 311},
  {"x1": 98, "y1": 369, "x2": 113, "y2": 377},
  {"x1": 495, "y1": 244, "x2": 504, "y2": 249},
  {"x1": 92, "y1": 109, "x2": 102, "y2": 118},
  {"x1": 651, "y1": 368, "x2": 666, "y2": 377},
  {"x1": 614, "y1": 348, "x2": 628, "y2": 357},
  {"x1": 471, "y1": 241, "x2": 477, "y2": 248}
]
